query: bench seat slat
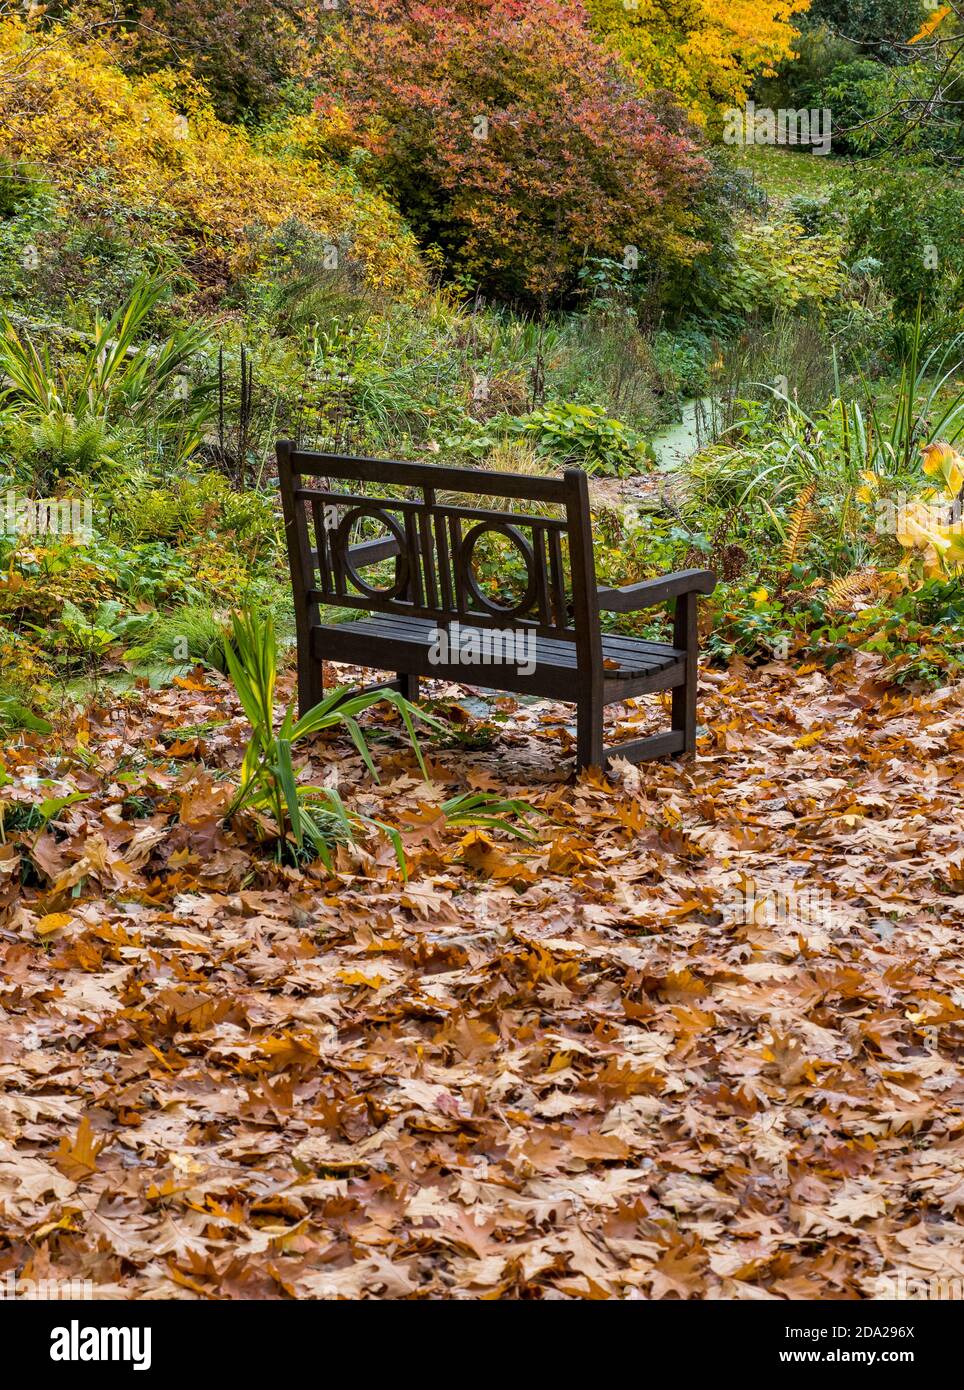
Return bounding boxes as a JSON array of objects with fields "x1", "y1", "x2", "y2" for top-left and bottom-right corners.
[
  {"x1": 347, "y1": 611, "x2": 681, "y2": 663},
  {"x1": 316, "y1": 613, "x2": 681, "y2": 678}
]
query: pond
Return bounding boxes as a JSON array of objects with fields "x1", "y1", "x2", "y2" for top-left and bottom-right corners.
[{"x1": 649, "y1": 396, "x2": 713, "y2": 471}]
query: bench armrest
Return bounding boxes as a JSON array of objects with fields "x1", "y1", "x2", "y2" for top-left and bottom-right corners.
[
  {"x1": 596, "y1": 568, "x2": 716, "y2": 613},
  {"x1": 348, "y1": 535, "x2": 401, "y2": 567}
]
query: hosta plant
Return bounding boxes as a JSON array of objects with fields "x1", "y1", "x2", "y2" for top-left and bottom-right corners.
[{"x1": 889, "y1": 443, "x2": 964, "y2": 575}]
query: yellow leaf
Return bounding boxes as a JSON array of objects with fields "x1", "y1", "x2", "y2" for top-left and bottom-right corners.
[
  {"x1": 36, "y1": 911, "x2": 72, "y2": 937},
  {"x1": 921, "y1": 442, "x2": 964, "y2": 496},
  {"x1": 338, "y1": 970, "x2": 388, "y2": 989},
  {"x1": 908, "y1": 6, "x2": 950, "y2": 44},
  {"x1": 54, "y1": 1117, "x2": 106, "y2": 1181}
]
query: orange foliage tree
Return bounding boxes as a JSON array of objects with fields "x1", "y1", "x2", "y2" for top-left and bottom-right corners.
[{"x1": 315, "y1": 0, "x2": 711, "y2": 302}]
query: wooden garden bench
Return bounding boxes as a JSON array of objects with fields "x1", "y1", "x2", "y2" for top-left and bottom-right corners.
[{"x1": 277, "y1": 443, "x2": 715, "y2": 769}]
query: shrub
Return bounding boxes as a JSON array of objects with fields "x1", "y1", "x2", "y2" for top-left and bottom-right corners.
[
  {"x1": 111, "y1": 469, "x2": 278, "y2": 557},
  {"x1": 0, "y1": 16, "x2": 424, "y2": 299},
  {"x1": 0, "y1": 414, "x2": 128, "y2": 494},
  {"x1": 315, "y1": 0, "x2": 710, "y2": 303},
  {"x1": 104, "y1": 0, "x2": 321, "y2": 122},
  {"x1": 444, "y1": 401, "x2": 652, "y2": 475},
  {"x1": 705, "y1": 217, "x2": 846, "y2": 323},
  {"x1": 652, "y1": 327, "x2": 714, "y2": 399},
  {"x1": 845, "y1": 169, "x2": 964, "y2": 322},
  {"x1": 124, "y1": 604, "x2": 234, "y2": 683},
  {"x1": 812, "y1": 59, "x2": 889, "y2": 153},
  {"x1": 0, "y1": 276, "x2": 213, "y2": 472},
  {"x1": 505, "y1": 402, "x2": 652, "y2": 475},
  {"x1": 805, "y1": 0, "x2": 927, "y2": 50},
  {"x1": 40, "y1": 598, "x2": 148, "y2": 674},
  {"x1": 846, "y1": 577, "x2": 964, "y2": 687}
]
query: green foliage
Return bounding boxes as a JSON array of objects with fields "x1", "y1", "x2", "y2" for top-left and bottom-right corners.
[
  {"x1": 0, "y1": 157, "x2": 48, "y2": 218},
  {"x1": 705, "y1": 583, "x2": 797, "y2": 666},
  {"x1": 685, "y1": 314, "x2": 964, "y2": 527},
  {"x1": 668, "y1": 187, "x2": 848, "y2": 335},
  {"x1": 124, "y1": 604, "x2": 234, "y2": 685},
  {"x1": 0, "y1": 275, "x2": 214, "y2": 470},
  {"x1": 109, "y1": 0, "x2": 321, "y2": 122},
  {"x1": 725, "y1": 220, "x2": 846, "y2": 318},
  {"x1": 39, "y1": 599, "x2": 148, "y2": 672},
  {"x1": 846, "y1": 169, "x2": 964, "y2": 323},
  {"x1": 816, "y1": 59, "x2": 890, "y2": 153},
  {"x1": 505, "y1": 403, "x2": 652, "y2": 476},
  {"x1": 91, "y1": 539, "x2": 208, "y2": 607},
  {"x1": 109, "y1": 469, "x2": 278, "y2": 559},
  {"x1": 0, "y1": 691, "x2": 51, "y2": 734},
  {"x1": 549, "y1": 305, "x2": 669, "y2": 430},
  {"x1": 430, "y1": 792, "x2": 539, "y2": 842},
  {"x1": 444, "y1": 401, "x2": 652, "y2": 476},
  {"x1": 0, "y1": 412, "x2": 128, "y2": 492},
  {"x1": 651, "y1": 328, "x2": 714, "y2": 400},
  {"x1": 843, "y1": 578, "x2": 964, "y2": 686},
  {"x1": 804, "y1": 0, "x2": 927, "y2": 49},
  {"x1": 755, "y1": 22, "x2": 858, "y2": 115}
]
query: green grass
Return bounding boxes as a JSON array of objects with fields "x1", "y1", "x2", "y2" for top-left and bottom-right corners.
[{"x1": 722, "y1": 145, "x2": 865, "y2": 204}]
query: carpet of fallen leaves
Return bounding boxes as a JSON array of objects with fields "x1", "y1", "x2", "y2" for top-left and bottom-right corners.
[{"x1": 1, "y1": 653, "x2": 963, "y2": 1300}]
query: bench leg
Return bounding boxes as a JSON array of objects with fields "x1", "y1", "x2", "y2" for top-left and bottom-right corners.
[
  {"x1": 576, "y1": 695, "x2": 605, "y2": 771},
  {"x1": 396, "y1": 672, "x2": 419, "y2": 702},
  {"x1": 297, "y1": 644, "x2": 324, "y2": 719},
  {"x1": 671, "y1": 591, "x2": 698, "y2": 755}
]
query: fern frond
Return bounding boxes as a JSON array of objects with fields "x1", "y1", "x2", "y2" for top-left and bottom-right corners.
[
  {"x1": 782, "y1": 483, "x2": 816, "y2": 569},
  {"x1": 826, "y1": 570, "x2": 876, "y2": 611}
]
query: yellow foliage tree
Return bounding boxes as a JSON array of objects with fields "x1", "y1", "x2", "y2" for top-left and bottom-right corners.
[
  {"x1": 586, "y1": 0, "x2": 810, "y2": 123},
  {"x1": 0, "y1": 17, "x2": 424, "y2": 294}
]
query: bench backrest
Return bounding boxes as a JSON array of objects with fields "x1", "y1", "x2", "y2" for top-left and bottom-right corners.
[{"x1": 277, "y1": 444, "x2": 602, "y2": 651}]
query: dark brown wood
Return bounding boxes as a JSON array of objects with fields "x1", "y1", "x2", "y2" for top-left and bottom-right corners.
[
  {"x1": 277, "y1": 441, "x2": 323, "y2": 712},
  {"x1": 396, "y1": 672, "x2": 419, "y2": 702},
  {"x1": 311, "y1": 615, "x2": 683, "y2": 682},
  {"x1": 604, "y1": 730, "x2": 686, "y2": 765},
  {"x1": 275, "y1": 443, "x2": 715, "y2": 771},
  {"x1": 348, "y1": 534, "x2": 400, "y2": 567},
  {"x1": 287, "y1": 448, "x2": 571, "y2": 501},
  {"x1": 671, "y1": 590, "x2": 699, "y2": 754},
  {"x1": 564, "y1": 469, "x2": 605, "y2": 771},
  {"x1": 597, "y1": 568, "x2": 716, "y2": 613}
]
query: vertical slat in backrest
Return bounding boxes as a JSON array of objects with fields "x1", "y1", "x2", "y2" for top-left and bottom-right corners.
[{"x1": 277, "y1": 443, "x2": 601, "y2": 648}]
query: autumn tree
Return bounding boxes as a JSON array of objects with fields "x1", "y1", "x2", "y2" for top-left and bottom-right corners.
[
  {"x1": 81, "y1": 0, "x2": 325, "y2": 119},
  {"x1": 314, "y1": 0, "x2": 710, "y2": 303},
  {"x1": 585, "y1": 0, "x2": 811, "y2": 122}
]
